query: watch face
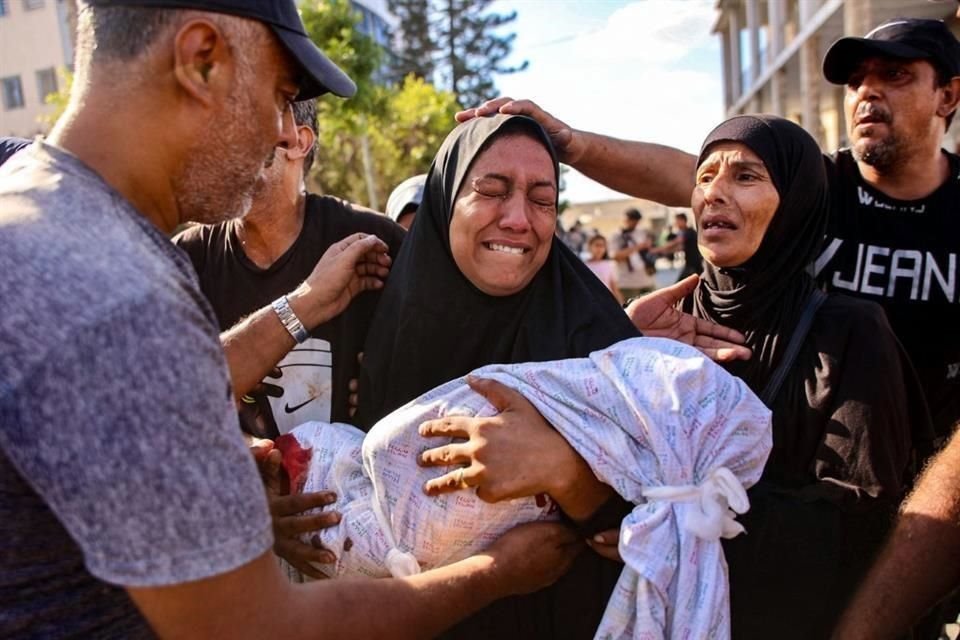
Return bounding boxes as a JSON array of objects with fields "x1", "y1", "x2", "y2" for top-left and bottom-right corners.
[{"x1": 264, "y1": 338, "x2": 334, "y2": 434}]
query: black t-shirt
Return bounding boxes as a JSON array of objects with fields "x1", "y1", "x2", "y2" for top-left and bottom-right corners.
[
  {"x1": 680, "y1": 227, "x2": 702, "y2": 273},
  {"x1": 816, "y1": 149, "x2": 960, "y2": 438},
  {"x1": 173, "y1": 194, "x2": 405, "y2": 432}
]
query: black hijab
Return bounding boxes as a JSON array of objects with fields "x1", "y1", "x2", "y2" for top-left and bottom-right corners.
[
  {"x1": 691, "y1": 115, "x2": 828, "y2": 394},
  {"x1": 355, "y1": 114, "x2": 640, "y2": 428}
]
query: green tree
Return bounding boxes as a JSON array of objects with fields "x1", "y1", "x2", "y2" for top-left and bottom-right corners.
[
  {"x1": 301, "y1": 0, "x2": 387, "y2": 206},
  {"x1": 301, "y1": 0, "x2": 458, "y2": 209},
  {"x1": 301, "y1": 0, "x2": 383, "y2": 113},
  {"x1": 434, "y1": 0, "x2": 527, "y2": 108},
  {"x1": 38, "y1": 67, "x2": 74, "y2": 130},
  {"x1": 387, "y1": 0, "x2": 527, "y2": 108},
  {"x1": 369, "y1": 74, "x2": 459, "y2": 195},
  {"x1": 387, "y1": 0, "x2": 435, "y2": 83}
]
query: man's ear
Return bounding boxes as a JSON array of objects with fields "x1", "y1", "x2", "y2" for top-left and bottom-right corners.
[
  {"x1": 937, "y1": 76, "x2": 960, "y2": 120},
  {"x1": 285, "y1": 124, "x2": 316, "y2": 161},
  {"x1": 171, "y1": 18, "x2": 234, "y2": 107}
]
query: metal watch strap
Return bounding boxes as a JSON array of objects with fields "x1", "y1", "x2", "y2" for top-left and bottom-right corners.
[{"x1": 272, "y1": 295, "x2": 310, "y2": 344}]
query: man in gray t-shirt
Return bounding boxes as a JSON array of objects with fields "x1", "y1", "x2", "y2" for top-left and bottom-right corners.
[
  {"x1": 0, "y1": 141, "x2": 272, "y2": 637},
  {"x1": 0, "y1": 2, "x2": 579, "y2": 638}
]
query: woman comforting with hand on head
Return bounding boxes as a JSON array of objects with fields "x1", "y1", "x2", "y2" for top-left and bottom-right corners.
[{"x1": 685, "y1": 115, "x2": 932, "y2": 639}]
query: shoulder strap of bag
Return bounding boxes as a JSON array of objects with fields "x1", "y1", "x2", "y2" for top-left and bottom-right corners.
[{"x1": 759, "y1": 288, "x2": 828, "y2": 406}]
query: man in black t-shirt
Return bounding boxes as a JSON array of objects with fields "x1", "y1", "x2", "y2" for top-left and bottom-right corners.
[
  {"x1": 651, "y1": 212, "x2": 702, "y2": 281},
  {"x1": 175, "y1": 99, "x2": 404, "y2": 579},
  {"x1": 813, "y1": 19, "x2": 960, "y2": 442},
  {"x1": 462, "y1": 17, "x2": 960, "y2": 442},
  {"x1": 175, "y1": 99, "x2": 405, "y2": 434}
]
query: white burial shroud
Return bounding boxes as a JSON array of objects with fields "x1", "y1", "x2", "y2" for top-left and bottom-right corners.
[{"x1": 290, "y1": 337, "x2": 772, "y2": 639}]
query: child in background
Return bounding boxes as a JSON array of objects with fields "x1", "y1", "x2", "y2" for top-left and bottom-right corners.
[{"x1": 585, "y1": 234, "x2": 624, "y2": 304}]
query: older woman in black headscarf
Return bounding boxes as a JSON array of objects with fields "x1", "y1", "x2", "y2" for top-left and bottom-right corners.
[
  {"x1": 355, "y1": 114, "x2": 642, "y2": 639},
  {"x1": 686, "y1": 115, "x2": 932, "y2": 638}
]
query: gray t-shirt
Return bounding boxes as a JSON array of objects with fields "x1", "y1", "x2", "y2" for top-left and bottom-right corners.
[{"x1": 0, "y1": 143, "x2": 273, "y2": 637}]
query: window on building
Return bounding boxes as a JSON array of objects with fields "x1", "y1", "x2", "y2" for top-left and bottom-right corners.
[
  {"x1": 22, "y1": 0, "x2": 45, "y2": 10},
  {"x1": 36, "y1": 67, "x2": 57, "y2": 102},
  {"x1": 0, "y1": 0, "x2": 8, "y2": 17},
  {"x1": 2, "y1": 76, "x2": 25, "y2": 110}
]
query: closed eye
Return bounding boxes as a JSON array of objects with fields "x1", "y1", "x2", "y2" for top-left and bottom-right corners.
[{"x1": 472, "y1": 176, "x2": 509, "y2": 198}]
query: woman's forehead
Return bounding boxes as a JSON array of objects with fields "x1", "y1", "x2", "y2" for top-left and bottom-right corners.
[
  {"x1": 699, "y1": 142, "x2": 765, "y2": 167},
  {"x1": 469, "y1": 134, "x2": 555, "y2": 176}
]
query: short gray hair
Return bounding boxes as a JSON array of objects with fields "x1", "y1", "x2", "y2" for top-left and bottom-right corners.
[
  {"x1": 77, "y1": 3, "x2": 186, "y2": 63},
  {"x1": 292, "y1": 99, "x2": 318, "y2": 177},
  {"x1": 76, "y1": 2, "x2": 263, "y2": 75}
]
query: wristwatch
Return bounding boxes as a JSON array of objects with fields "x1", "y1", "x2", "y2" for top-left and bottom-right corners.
[{"x1": 272, "y1": 295, "x2": 310, "y2": 344}]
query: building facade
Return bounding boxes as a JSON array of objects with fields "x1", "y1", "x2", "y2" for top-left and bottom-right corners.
[
  {"x1": 0, "y1": 0, "x2": 73, "y2": 137},
  {"x1": 713, "y1": 0, "x2": 959, "y2": 152}
]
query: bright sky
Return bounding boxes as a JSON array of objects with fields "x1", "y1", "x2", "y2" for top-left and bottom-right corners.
[{"x1": 490, "y1": 0, "x2": 724, "y2": 204}]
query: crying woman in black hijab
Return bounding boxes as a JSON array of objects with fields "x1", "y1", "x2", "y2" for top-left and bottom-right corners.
[
  {"x1": 355, "y1": 115, "x2": 642, "y2": 639},
  {"x1": 686, "y1": 115, "x2": 932, "y2": 639},
  {"x1": 356, "y1": 114, "x2": 639, "y2": 428}
]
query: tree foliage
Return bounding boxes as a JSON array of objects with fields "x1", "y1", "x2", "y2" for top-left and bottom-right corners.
[
  {"x1": 301, "y1": 0, "x2": 384, "y2": 118},
  {"x1": 301, "y1": 0, "x2": 459, "y2": 209},
  {"x1": 387, "y1": 0, "x2": 434, "y2": 82},
  {"x1": 39, "y1": 67, "x2": 73, "y2": 130},
  {"x1": 369, "y1": 74, "x2": 460, "y2": 197},
  {"x1": 388, "y1": 0, "x2": 527, "y2": 108},
  {"x1": 434, "y1": 0, "x2": 527, "y2": 108}
]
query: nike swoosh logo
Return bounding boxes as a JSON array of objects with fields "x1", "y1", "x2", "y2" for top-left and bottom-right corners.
[{"x1": 284, "y1": 397, "x2": 318, "y2": 414}]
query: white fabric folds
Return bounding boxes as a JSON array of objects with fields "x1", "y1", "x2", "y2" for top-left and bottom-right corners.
[{"x1": 287, "y1": 337, "x2": 772, "y2": 638}]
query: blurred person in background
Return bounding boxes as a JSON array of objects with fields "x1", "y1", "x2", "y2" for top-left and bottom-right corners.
[
  {"x1": 650, "y1": 212, "x2": 702, "y2": 281},
  {"x1": 385, "y1": 173, "x2": 427, "y2": 230},
  {"x1": 612, "y1": 208, "x2": 656, "y2": 298},
  {"x1": 583, "y1": 233, "x2": 624, "y2": 303}
]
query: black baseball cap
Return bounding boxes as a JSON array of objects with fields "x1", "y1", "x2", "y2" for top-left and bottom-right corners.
[
  {"x1": 823, "y1": 18, "x2": 960, "y2": 85},
  {"x1": 86, "y1": 0, "x2": 356, "y2": 99}
]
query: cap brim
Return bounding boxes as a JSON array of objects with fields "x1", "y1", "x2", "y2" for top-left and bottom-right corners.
[
  {"x1": 271, "y1": 26, "x2": 356, "y2": 99},
  {"x1": 823, "y1": 37, "x2": 932, "y2": 84}
]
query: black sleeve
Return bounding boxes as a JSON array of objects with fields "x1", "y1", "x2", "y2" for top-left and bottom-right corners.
[
  {"x1": 336, "y1": 199, "x2": 407, "y2": 260},
  {"x1": 571, "y1": 494, "x2": 634, "y2": 538},
  {"x1": 814, "y1": 301, "x2": 930, "y2": 499},
  {"x1": 170, "y1": 225, "x2": 207, "y2": 276}
]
